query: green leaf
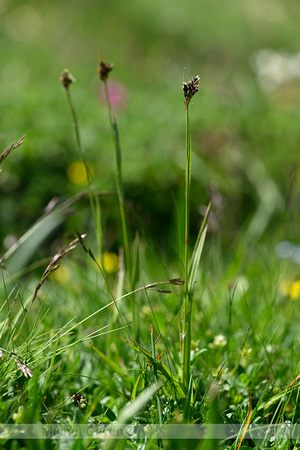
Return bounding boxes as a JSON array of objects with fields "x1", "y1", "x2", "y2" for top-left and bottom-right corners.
[
  {"x1": 131, "y1": 374, "x2": 143, "y2": 400},
  {"x1": 118, "y1": 335, "x2": 186, "y2": 401},
  {"x1": 1, "y1": 194, "x2": 86, "y2": 277},
  {"x1": 105, "y1": 407, "x2": 117, "y2": 422},
  {"x1": 131, "y1": 230, "x2": 140, "y2": 288},
  {"x1": 188, "y1": 202, "x2": 211, "y2": 295},
  {"x1": 103, "y1": 382, "x2": 161, "y2": 450},
  {"x1": 89, "y1": 343, "x2": 131, "y2": 391},
  {"x1": 184, "y1": 375, "x2": 193, "y2": 420},
  {"x1": 118, "y1": 382, "x2": 161, "y2": 424},
  {"x1": 258, "y1": 381, "x2": 300, "y2": 410}
]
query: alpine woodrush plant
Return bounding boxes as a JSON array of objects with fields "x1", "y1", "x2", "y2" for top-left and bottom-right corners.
[{"x1": 181, "y1": 73, "x2": 211, "y2": 392}]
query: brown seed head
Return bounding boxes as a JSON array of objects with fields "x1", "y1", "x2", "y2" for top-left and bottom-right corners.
[
  {"x1": 183, "y1": 75, "x2": 200, "y2": 107},
  {"x1": 60, "y1": 69, "x2": 75, "y2": 90},
  {"x1": 71, "y1": 393, "x2": 89, "y2": 407},
  {"x1": 98, "y1": 55, "x2": 113, "y2": 82},
  {"x1": 0, "y1": 135, "x2": 25, "y2": 165}
]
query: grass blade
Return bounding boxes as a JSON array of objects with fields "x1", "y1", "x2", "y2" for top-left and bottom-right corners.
[
  {"x1": 188, "y1": 201, "x2": 211, "y2": 295},
  {"x1": 89, "y1": 342, "x2": 131, "y2": 391},
  {"x1": 118, "y1": 335, "x2": 186, "y2": 401},
  {"x1": 103, "y1": 382, "x2": 161, "y2": 450}
]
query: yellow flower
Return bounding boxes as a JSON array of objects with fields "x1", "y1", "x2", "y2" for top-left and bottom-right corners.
[
  {"x1": 280, "y1": 279, "x2": 300, "y2": 300},
  {"x1": 103, "y1": 252, "x2": 119, "y2": 274},
  {"x1": 66, "y1": 161, "x2": 94, "y2": 185},
  {"x1": 50, "y1": 264, "x2": 71, "y2": 284},
  {"x1": 93, "y1": 252, "x2": 119, "y2": 274},
  {"x1": 289, "y1": 280, "x2": 300, "y2": 300}
]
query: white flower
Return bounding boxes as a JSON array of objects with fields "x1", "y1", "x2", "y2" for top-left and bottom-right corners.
[{"x1": 213, "y1": 334, "x2": 227, "y2": 348}]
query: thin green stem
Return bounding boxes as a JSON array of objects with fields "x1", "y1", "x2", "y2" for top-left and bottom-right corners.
[
  {"x1": 64, "y1": 88, "x2": 103, "y2": 264},
  {"x1": 103, "y1": 81, "x2": 135, "y2": 323},
  {"x1": 182, "y1": 104, "x2": 192, "y2": 388},
  {"x1": 103, "y1": 83, "x2": 131, "y2": 279},
  {"x1": 184, "y1": 106, "x2": 191, "y2": 294},
  {"x1": 150, "y1": 325, "x2": 163, "y2": 426}
]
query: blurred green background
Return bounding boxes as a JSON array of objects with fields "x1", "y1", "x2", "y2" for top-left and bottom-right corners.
[{"x1": 1, "y1": 0, "x2": 300, "y2": 264}]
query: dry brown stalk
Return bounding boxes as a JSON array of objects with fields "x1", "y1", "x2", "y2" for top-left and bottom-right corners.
[{"x1": 0, "y1": 135, "x2": 25, "y2": 164}]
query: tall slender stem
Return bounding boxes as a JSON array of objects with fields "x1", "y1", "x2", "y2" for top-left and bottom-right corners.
[
  {"x1": 64, "y1": 83, "x2": 103, "y2": 264},
  {"x1": 181, "y1": 74, "x2": 200, "y2": 388},
  {"x1": 103, "y1": 82, "x2": 132, "y2": 287},
  {"x1": 182, "y1": 105, "x2": 192, "y2": 387},
  {"x1": 102, "y1": 80, "x2": 138, "y2": 338},
  {"x1": 184, "y1": 105, "x2": 191, "y2": 293}
]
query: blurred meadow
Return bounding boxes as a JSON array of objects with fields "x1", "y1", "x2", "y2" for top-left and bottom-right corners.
[
  {"x1": 1, "y1": 0, "x2": 300, "y2": 250},
  {"x1": 1, "y1": 0, "x2": 300, "y2": 448}
]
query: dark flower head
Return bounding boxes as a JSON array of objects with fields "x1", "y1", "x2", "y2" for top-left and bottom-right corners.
[
  {"x1": 60, "y1": 69, "x2": 75, "y2": 90},
  {"x1": 99, "y1": 58, "x2": 113, "y2": 82},
  {"x1": 183, "y1": 75, "x2": 200, "y2": 107},
  {"x1": 71, "y1": 393, "x2": 89, "y2": 408}
]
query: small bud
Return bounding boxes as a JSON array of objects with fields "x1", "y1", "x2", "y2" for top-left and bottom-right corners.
[
  {"x1": 60, "y1": 69, "x2": 75, "y2": 90},
  {"x1": 183, "y1": 75, "x2": 200, "y2": 107}
]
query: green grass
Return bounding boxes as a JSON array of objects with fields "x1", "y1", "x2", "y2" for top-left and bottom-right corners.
[
  {"x1": 1, "y1": 57, "x2": 300, "y2": 450},
  {"x1": 1, "y1": 1, "x2": 300, "y2": 448}
]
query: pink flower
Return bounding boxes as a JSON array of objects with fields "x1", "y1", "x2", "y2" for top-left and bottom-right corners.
[{"x1": 100, "y1": 81, "x2": 128, "y2": 110}]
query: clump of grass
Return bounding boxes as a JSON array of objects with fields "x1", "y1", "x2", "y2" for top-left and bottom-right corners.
[{"x1": 1, "y1": 53, "x2": 300, "y2": 449}]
